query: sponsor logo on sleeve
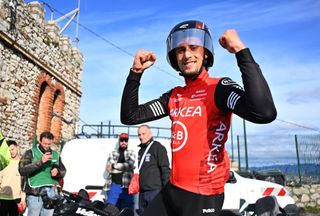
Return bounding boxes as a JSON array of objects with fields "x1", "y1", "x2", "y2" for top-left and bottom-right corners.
[{"x1": 221, "y1": 78, "x2": 243, "y2": 90}]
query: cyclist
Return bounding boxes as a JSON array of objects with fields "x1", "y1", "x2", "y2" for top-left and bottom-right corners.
[{"x1": 121, "y1": 20, "x2": 277, "y2": 215}]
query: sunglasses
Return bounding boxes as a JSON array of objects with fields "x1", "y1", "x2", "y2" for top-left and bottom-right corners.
[{"x1": 119, "y1": 138, "x2": 128, "y2": 142}]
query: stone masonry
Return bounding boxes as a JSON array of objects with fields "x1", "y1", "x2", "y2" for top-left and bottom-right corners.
[
  {"x1": 287, "y1": 184, "x2": 320, "y2": 209},
  {"x1": 0, "y1": 0, "x2": 83, "y2": 152}
]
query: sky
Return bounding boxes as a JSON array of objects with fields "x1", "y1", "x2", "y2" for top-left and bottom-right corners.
[{"x1": 25, "y1": 0, "x2": 320, "y2": 141}]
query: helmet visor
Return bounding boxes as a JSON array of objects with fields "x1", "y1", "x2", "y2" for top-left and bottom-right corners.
[{"x1": 167, "y1": 28, "x2": 213, "y2": 55}]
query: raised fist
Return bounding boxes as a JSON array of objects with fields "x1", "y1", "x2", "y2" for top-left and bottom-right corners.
[
  {"x1": 132, "y1": 50, "x2": 157, "y2": 73},
  {"x1": 219, "y1": 29, "x2": 246, "y2": 53}
]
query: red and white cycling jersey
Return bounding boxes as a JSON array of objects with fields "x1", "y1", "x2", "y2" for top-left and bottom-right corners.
[
  {"x1": 121, "y1": 48, "x2": 277, "y2": 196},
  {"x1": 168, "y1": 71, "x2": 231, "y2": 195}
]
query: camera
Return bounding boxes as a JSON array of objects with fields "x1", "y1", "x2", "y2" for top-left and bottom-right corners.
[
  {"x1": 41, "y1": 193, "x2": 55, "y2": 209},
  {"x1": 40, "y1": 187, "x2": 60, "y2": 209},
  {"x1": 46, "y1": 149, "x2": 52, "y2": 154}
]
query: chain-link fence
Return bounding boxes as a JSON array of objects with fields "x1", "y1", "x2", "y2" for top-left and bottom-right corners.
[{"x1": 226, "y1": 133, "x2": 320, "y2": 185}]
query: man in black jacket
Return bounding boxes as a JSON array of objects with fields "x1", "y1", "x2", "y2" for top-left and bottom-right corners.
[
  {"x1": 137, "y1": 125, "x2": 170, "y2": 215},
  {"x1": 19, "y1": 131, "x2": 66, "y2": 216}
]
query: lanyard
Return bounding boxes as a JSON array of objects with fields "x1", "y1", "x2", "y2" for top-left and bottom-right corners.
[{"x1": 137, "y1": 141, "x2": 154, "y2": 171}]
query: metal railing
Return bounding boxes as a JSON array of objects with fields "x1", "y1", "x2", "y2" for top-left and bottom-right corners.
[
  {"x1": 75, "y1": 121, "x2": 171, "y2": 139},
  {"x1": 232, "y1": 133, "x2": 320, "y2": 185},
  {"x1": 75, "y1": 122, "x2": 320, "y2": 184}
]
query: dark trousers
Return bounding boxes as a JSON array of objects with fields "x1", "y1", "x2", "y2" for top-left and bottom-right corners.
[
  {"x1": 138, "y1": 189, "x2": 161, "y2": 215},
  {"x1": 106, "y1": 183, "x2": 134, "y2": 210},
  {"x1": 0, "y1": 199, "x2": 19, "y2": 216},
  {"x1": 142, "y1": 182, "x2": 224, "y2": 216}
]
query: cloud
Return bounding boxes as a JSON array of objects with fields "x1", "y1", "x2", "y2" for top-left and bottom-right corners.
[{"x1": 287, "y1": 87, "x2": 320, "y2": 104}]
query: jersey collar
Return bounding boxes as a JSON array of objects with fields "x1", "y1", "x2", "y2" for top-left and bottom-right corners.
[{"x1": 185, "y1": 68, "x2": 209, "y2": 87}]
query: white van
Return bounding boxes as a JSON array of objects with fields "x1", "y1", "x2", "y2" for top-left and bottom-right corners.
[
  {"x1": 60, "y1": 138, "x2": 298, "y2": 215},
  {"x1": 60, "y1": 137, "x2": 171, "y2": 214}
]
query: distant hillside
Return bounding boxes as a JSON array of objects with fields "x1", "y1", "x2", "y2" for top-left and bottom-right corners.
[{"x1": 251, "y1": 163, "x2": 320, "y2": 176}]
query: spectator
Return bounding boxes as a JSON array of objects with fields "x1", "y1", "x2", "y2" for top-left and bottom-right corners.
[
  {"x1": 0, "y1": 140, "x2": 26, "y2": 216},
  {"x1": 19, "y1": 131, "x2": 66, "y2": 216},
  {"x1": 103, "y1": 133, "x2": 136, "y2": 210},
  {"x1": 136, "y1": 125, "x2": 170, "y2": 215}
]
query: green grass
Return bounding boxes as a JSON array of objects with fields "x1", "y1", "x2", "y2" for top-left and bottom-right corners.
[{"x1": 301, "y1": 206, "x2": 320, "y2": 213}]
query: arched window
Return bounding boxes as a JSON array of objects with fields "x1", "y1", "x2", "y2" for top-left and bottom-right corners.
[
  {"x1": 33, "y1": 73, "x2": 65, "y2": 144},
  {"x1": 51, "y1": 86, "x2": 65, "y2": 142},
  {"x1": 36, "y1": 81, "x2": 53, "y2": 138}
]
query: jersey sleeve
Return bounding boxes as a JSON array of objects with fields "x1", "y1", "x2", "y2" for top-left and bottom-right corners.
[
  {"x1": 215, "y1": 48, "x2": 277, "y2": 123},
  {"x1": 121, "y1": 70, "x2": 171, "y2": 125}
]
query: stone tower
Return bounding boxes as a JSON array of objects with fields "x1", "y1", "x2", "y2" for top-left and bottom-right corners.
[{"x1": 0, "y1": 0, "x2": 83, "y2": 151}]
